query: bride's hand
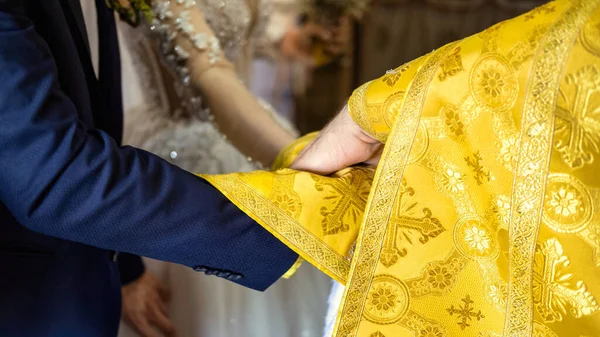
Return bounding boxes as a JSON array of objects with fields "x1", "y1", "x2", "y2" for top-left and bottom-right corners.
[
  {"x1": 290, "y1": 105, "x2": 382, "y2": 175},
  {"x1": 121, "y1": 271, "x2": 177, "y2": 337}
]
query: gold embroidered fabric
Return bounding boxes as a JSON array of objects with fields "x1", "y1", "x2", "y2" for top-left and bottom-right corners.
[{"x1": 200, "y1": 0, "x2": 600, "y2": 335}]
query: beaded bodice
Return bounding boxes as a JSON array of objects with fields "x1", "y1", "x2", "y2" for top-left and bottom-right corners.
[
  {"x1": 119, "y1": 0, "x2": 269, "y2": 123},
  {"x1": 201, "y1": 0, "x2": 260, "y2": 62}
]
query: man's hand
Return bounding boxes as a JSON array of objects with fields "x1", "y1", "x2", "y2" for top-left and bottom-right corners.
[
  {"x1": 121, "y1": 271, "x2": 177, "y2": 337},
  {"x1": 290, "y1": 105, "x2": 382, "y2": 175}
]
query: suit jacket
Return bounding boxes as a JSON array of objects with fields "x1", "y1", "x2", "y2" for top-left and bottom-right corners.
[{"x1": 0, "y1": 1, "x2": 298, "y2": 336}]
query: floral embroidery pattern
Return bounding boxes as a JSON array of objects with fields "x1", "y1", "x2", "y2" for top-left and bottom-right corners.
[
  {"x1": 464, "y1": 225, "x2": 491, "y2": 253},
  {"x1": 442, "y1": 168, "x2": 465, "y2": 193},
  {"x1": 419, "y1": 325, "x2": 444, "y2": 337},
  {"x1": 470, "y1": 55, "x2": 518, "y2": 110},
  {"x1": 492, "y1": 195, "x2": 511, "y2": 228},
  {"x1": 498, "y1": 137, "x2": 518, "y2": 170},
  {"x1": 370, "y1": 285, "x2": 399, "y2": 312},
  {"x1": 548, "y1": 188, "x2": 579, "y2": 217},
  {"x1": 454, "y1": 217, "x2": 497, "y2": 259},
  {"x1": 443, "y1": 105, "x2": 465, "y2": 137},
  {"x1": 274, "y1": 194, "x2": 301, "y2": 217},
  {"x1": 438, "y1": 46, "x2": 464, "y2": 81},
  {"x1": 486, "y1": 282, "x2": 508, "y2": 308},
  {"x1": 542, "y1": 174, "x2": 592, "y2": 234},
  {"x1": 427, "y1": 265, "x2": 454, "y2": 290},
  {"x1": 364, "y1": 275, "x2": 410, "y2": 324}
]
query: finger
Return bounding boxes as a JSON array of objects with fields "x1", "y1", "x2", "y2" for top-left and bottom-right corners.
[
  {"x1": 130, "y1": 316, "x2": 160, "y2": 337},
  {"x1": 148, "y1": 290, "x2": 169, "y2": 317},
  {"x1": 157, "y1": 281, "x2": 172, "y2": 303},
  {"x1": 150, "y1": 301, "x2": 178, "y2": 337},
  {"x1": 364, "y1": 144, "x2": 384, "y2": 166}
]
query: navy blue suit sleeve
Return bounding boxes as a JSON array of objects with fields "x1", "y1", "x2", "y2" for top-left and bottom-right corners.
[{"x1": 0, "y1": 6, "x2": 298, "y2": 291}]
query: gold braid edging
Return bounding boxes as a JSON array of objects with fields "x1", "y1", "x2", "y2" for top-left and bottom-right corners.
[
  {"x1": 503, "y1": 1, "x2": 600, "y2": 336},
  {"x1": 332, "y1": 42, "x2": 459, "y2": 337},
  {"x1": 204, "y1": 176, "x2": 351, "y2": 283}
]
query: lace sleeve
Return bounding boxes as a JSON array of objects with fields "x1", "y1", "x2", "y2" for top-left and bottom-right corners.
[
  {"x1": 150, "y1": 0, "x2": 233, "y2": 80},
  {"x1": 147, "y1": 0, "x2": 295, "y2": 167}
]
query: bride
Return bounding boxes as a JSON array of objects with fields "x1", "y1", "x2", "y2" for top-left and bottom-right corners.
[{"x1": 82, "y1": 0, "x2": 345, "y2": 336}]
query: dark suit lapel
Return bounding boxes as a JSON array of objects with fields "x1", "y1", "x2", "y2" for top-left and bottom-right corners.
[{"x1": 63, "y1": 0, "x2": 91, "y2": 54}]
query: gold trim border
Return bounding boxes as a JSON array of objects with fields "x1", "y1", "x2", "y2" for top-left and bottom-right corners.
[
  {"x1": 333, "y1": 42, "x2": 459, "y2": 337},
  {"x1": 203, "y1": 175, "x2": 351, "y2": 283},
  {"x1": 503, "y1": 1, "x2": 600, "y2": 336}
]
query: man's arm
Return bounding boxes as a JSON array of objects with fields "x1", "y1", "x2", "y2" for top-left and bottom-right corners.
[{"x1": 0, "y1": 5, "x2": 297, "y2": 291}]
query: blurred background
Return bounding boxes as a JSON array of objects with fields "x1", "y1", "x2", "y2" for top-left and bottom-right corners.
[{"x1": 294, "y1": 0, "x2": 548, "y2": 134}]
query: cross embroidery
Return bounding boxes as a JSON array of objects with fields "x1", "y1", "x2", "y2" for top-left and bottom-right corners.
[{"x1": 380, "y1": 178, "x2": 444, "y2": 268}]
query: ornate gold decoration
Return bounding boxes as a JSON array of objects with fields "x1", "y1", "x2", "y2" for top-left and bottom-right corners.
[
  {"x1": 364, "y1": 275, "x2": 410, "y2": 324},
  {"x1": 498, "y1": 136, "x2": 519, "y2": 171},
  {"x1": 419, "y1": 325, "x2": 445, "y2": 337},
  {"x1": 348, "y1": 83, "x2": 375, "y2": 139},
  {"x1": 269, "y1": 173, "x2": 302, "y2": 218},
  {"x1": 334, "y1": 43, "x2": 457, "y2": 336},
  {"x1": 369, "y1": 332, "x2": 386, "y2": 337},
  {"x1": 580, "y1": 13, "x2": 600, "y2": 56},
  {"x1": 438, "y1": 46, "x2": 464, "y2": 82},
  {"x1": 532, "y1": 322, "x2": 559, "y2": 337},
  {"x1": 441, "y1": 168, "x2": 465, "y2": 194},
  {"x1": 382, "y1": 64, "x2": 410, "y2": 87},
  {"x1": 454, "y1": 217, "x2": 498, "y2": 260},
  {"x1": 533, "y1": 238, "x2": 600, "y2": 323},
  {"x1": 442, "y1": 104, "x2": 465, "y2": 138},
  {"x1": 313, "y1": 170, "x2": 372, "y2": 236},
  {"x1": 446, "y1": 295, "x2": 485, "y2": 330},
  {"x1": 491, "y1": 194, "x2": 511, "y2": 229},
  {"x1": 542, "y1": 174, "x2": 593, "y2": 233},
  {"x1": 408, "y1": 122, "x2": 430, "y2": 164},
  {"x1": 407, "y1": 250, "x2": 466, "y2": 297},
  {"x1": 380, "y1": 178, "x2": 445, "y2": 268},
  {"x1": 383, "y1": 91, "x2": 406, "y2": 129},
  {"x1": 470, "y1": 54, "x2": 518, "y2": 110},
  {"x1": 504, "y1": 2, "x2": 596, "y2": 335},
  {"x1": 465, "y1": 151, "x2": 492, "y2": 185},
  {"x1": 554, "y1": 64, "x2": 600, "y2": 169},
  {"x1": 524, "y1": 2, "x2": 556, "y2": 21}
]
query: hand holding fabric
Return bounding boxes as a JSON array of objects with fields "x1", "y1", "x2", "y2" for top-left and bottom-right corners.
[{"x1": 290, "y1": 105, "x2": 382, "y2": 175}]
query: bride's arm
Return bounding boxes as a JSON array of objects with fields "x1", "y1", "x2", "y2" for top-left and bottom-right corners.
[{"x1": 149, "y1": 0, "x2": 294, "y2": 167}]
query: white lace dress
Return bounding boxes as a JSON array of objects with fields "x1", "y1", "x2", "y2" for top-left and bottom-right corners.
[{"x1": 105, "y1": 1, "x2": 330, "y2": 336}]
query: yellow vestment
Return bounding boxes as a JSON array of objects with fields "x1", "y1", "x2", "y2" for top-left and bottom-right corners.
[{"x1": 200, "y1": 0, "x2": 600, "y2": 335}]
